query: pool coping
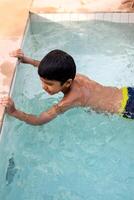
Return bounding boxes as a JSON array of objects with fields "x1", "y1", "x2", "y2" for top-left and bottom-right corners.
[
  {"x1": 31, "y1": 0, "x2": 134, "y2": 13},
  {"x1": 0, "y1": 11, "x2": 134, "y2": 131},
  {"x1": 0, "y1": 0, "x2": 33, "y2": 130}
]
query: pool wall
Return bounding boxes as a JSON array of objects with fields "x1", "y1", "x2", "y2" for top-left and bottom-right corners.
[{"x1": 31, "y1": 12, "x2": 134, "y2": 23}]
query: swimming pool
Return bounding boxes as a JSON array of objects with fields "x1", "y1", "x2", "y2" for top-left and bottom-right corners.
[{"x1": 0, "y1": 13, "x2": 134, "y2": 200}]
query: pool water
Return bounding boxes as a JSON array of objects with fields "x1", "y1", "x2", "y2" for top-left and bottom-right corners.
[{"x1": 0, "y1": 15, "x2": 134, "y2": 200}]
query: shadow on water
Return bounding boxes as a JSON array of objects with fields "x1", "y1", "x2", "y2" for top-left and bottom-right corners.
[{"x1": 6, "y1": 156, "x2": 18, "y2": 185}]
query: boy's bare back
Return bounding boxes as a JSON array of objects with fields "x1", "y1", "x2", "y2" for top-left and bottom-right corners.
[{"x1": 60, "y1": 74, "x2": 123, "y2": 114}]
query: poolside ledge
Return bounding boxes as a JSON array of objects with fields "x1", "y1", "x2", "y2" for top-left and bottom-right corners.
[{"x1": 0, "y1": 0, "x2": 33, "y2": 129}]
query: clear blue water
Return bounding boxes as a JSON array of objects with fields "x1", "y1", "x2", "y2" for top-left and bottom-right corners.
[{"x1": 0, "y1": 14, "x2": 134, "y2": 200}]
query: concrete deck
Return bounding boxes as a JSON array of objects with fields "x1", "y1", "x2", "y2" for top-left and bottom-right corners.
[
  {"x1": 31, "y1": 0, "x2": 134, "y2": 13},
  {"x1": 0, "y1": 0, "x2": 134, "y2": 128}
]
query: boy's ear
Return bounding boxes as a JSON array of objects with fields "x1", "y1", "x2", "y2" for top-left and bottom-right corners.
[{"x1": 63, "y1": 79, "x2": 73, "y2": 88}]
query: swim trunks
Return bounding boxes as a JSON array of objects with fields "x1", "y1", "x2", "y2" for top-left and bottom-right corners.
[{"x1": 120, "y1": 87, "x2": 134, "y2": 119}]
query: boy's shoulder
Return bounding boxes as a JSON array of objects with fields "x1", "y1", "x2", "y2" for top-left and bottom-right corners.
[
  {"x1": 75, "y1": 73, "x2": 91, "y2": 81},
  {"x1": 56, "y1": 82, "x2": 81, "y2": 113},
  {"x1": 75, "y1": 73, "x2": 99, "y2": 86},
  {"x1": 75, "y1": 73, "x2": 95, "y2": 87},
  {"x1": 54, "y1": 74, "x2": 94, "y2": 114}
]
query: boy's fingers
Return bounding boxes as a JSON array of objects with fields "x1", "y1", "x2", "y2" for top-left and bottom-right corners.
[
  {"x1": 14, "y1": 49, "x2": 23, "y2": 54},
  {"x1": 9, "y1": 53, "x2": 19, "y2": 57},
  {"x1": 9, "y1": 49, "x2": 23, "y2": 57},
  {"x1": 9, "y1": 53, "x2": 18, "y2": 58},
  {"x1": 0, "y1": 97, "x2": 12, "y2": 104},
  {"x1": 0, "y1": 100, "x2": 9, "y2": 104},
  {"x1": 0, "y1": 104, "x2": 6, "y2": 108},
  {"x1": 1, "y1": 100, "x2": 10, "y2": 103},
  {"x1": 9, "y1": 53, "x2": 14, "y2": 57},
  {"x1": 16, "y1": 48, "x2": 21, "y2": 52},
  {"x1": 0, "y1": 99, "x2": 11, "y2": 104},
  {"x1": 1, "y1": 103, "x2": 8, "y2": 107},
  {"x1": 0, "y1": 96, "x2": 8, "y2": 99}
]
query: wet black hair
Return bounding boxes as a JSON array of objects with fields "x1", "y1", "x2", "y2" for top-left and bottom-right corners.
[{"x1": 38, "y1": 49, "x2": 76, "y2": 85}]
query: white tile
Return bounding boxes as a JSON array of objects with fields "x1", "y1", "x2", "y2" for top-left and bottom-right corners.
[
  {"x1": 61, "y1": 14, "x2": 71, "y2": 21},
  {"x1": 112, "y1": 13, "x2": 121, "y2": 23},
  {"x1": 57, "y1": 14, "x2": 68, "y2": 22},
  {"x1": 95, "y1": 13, "x2": 104, "y2": 21},
  {"x1": 44, "y1": 14, "x2": 54, "y2": 21},
  {"x1": 103, "y1": 13, "x2": 112, "y2": 22},
  {"x1": 52, "y1": 14, "x2": 62, "y2": 22},
  {"x1": 120, "y1": 13, "x2": 129, "y2": 23},
  {"x1": 87, "y1": 13, "x2": 95, "y2": 21},
  {"x1": 77, "y1": 14, "x2": 89, "y2": 21},
  {"x1": 129, "y1": 13, "x2": 134, "y2": 23},
  {"x1": 70, "y1": 13, "x2": 79, "y2": 21},
  {"x1": 33, "y1": 14, "x2": 53, "y2": 22},
  {"x1": 32, "y1": 13, "x2": 134, "y2": 24}
]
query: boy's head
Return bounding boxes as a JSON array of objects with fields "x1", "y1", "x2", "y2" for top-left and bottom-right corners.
[{"x1": 38, "y1": 49, "x2": 76, "y2": 94}]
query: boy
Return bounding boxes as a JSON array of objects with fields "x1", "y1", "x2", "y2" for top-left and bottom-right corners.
[{"x1": 0, "y1": 49, "x2": 134, "y2": 125}]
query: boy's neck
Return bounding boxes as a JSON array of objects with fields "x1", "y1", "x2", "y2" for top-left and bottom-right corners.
[
  {"x1": 62, "y1": 87, "x2": 71, "y2": 95},
  {"x1": 61, "y1": 79, "x2": 74, "y2": 95},
  {"x1": 62, "y1": 84, "x2": 72, "y2": 95}
]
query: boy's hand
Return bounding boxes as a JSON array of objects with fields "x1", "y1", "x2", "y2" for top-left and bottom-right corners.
[
  {"x1": 0, "y1": 96, "x2": 16, "y2": 114},
  {"x1": 9, "y1": 49, "x2": 39, "y2": 67},
  {"x1": 10, "y1": 49, "x2": 25, "y2": 63}
]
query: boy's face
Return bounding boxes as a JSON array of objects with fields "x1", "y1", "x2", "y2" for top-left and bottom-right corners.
[{"x1": 40, "y1": 77, "x2": 63, "y2": 95}]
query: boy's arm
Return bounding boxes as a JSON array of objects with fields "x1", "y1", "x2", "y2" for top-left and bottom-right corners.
[
  {"x1": 11, "y1": 104, "x2": 60, "y2": 125},
  {"x1": 10, "y1": 49, "x2": 40, "y2": 67},
  {"x1": 0, "y1": 97, "x2": 65, "y2": 125}
]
